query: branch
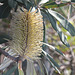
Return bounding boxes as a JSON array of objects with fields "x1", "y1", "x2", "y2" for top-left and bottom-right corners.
[{"x1": 0, "y1": 48, "x2": 20, "y2": 62}]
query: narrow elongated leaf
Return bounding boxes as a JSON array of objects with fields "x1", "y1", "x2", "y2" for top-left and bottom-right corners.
[
  {"x1": 42, "y1": 50, "x2": 59, "y2": 68},
  {"x1": 42, "y1": 1, "x2": 69, "y2": 8},
  {"x1": 41, "y1": 42, "x2": 65, "y2": 56},
  {"x1": 41, "y1": 9, "x2": 70, "y2": 47},
  {"x1": 37, "y1": 0, "x2": 41, "y2": 4},
  {"x1": 41, "y1": 62, "x2": 48, "y2": 75},
  {"x1": 61, "y1": 0, "x2": 71, "y2": 3},
  {"x1": 58, "y1": 32, "x2": 70, "y2": 47},
  {"x1": 47, "y1": 54, "x2": 60, "y2": 68},
  {"x1": 48, "y1": 13, "x2": 70, "y2": 47},
  {"x1": 21, "y1": 0, "x2": 27, "y2": 5},
  {"x1": 0, "y1": 3, "x2": 11, "y2": 18},
  {"x1": 1, "y1": 46, "x2": 8, "y2": 50},
  {"x1": 26, "y1": 60, "x2": 36, "y2": 75},
  {"x1": 18, "y1": 68, "x2": 24, "y2": 75},
  {"x1": 29, "y1": 0, "x2": 35, "y2": 4},
  {"x1": 0, "y1": 59, "x2": 13, "y2": 70},
  {"x1": 47, "y1": 57, "x2": 60, "y2": 74},
  {"x1": 0, "y1": 49, "x2": 16, "y2": 70},
  {"x1": 34, "y1": 62, "x2": 42, "y2": 75},
  {"x1": 38, "y1": 61, "x2": 45, "y2": 75},
  {"x1": 18, "y1": 61, "x2": 24, "y2": 75},
  {"x1": 0, "y1": 0, "x2": 5, "y2": 2},
  {"x1": 0, "y1": 33, "x2": 12, "y2": 44},
  {"x1": 49, "y1": 0, "x2": 52, "y2": 1},
  {"x1": 47, "y1": 9, "x2": 75, "y2": 36},
  {"x1": 42, "y1": 50, "x2": 60, "y2": 74},
  {"x1": 15, "y1": 68, "x2": 19, "y2": 75},
  {"x1": 71, "y1": 0, "x2": 75, "y2": 2},
  {"x1": 16, "y1": 0, "x2": 23, "y2": 3},
  {"x1": 3, "y1": 65, "x2": 17, "y2": 75},
  {"x1": 8, "y1": 0, "x2": 17, "y2": 8},
  {"x1": 39, "y1": 0, "x2": 49, "y2": 5},
  {"x1": 22, "y1": 60, "x2": 27, "y2": 75},
  {"x1": 22, "y1": 0, "x2": 32, "y2": 9},
  {"x1": 0, "y1": 0, "x2": 3, "y2": 2}
]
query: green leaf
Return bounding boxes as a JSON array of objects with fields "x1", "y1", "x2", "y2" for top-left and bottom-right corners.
[
  {"x1": 71, "y1": 0, "x2": 75, "y2": 2},
  {"x1": 42, "y1": 50, "x2": 60, "y2": 74},
  {"x1": 3, "y1": 65, "x2": 17, "y2": 75},
  {"x1": 18, "y1": 68, "x2": 24, "y2": 75},
  {"x1": 0, "y1": 0, "x2": 3, "y2": 2},
  {"x1": 49, "y1": 0, "x2": 52, "y2": 1},
  {"x1": 47, "y1": 9, "x2": 75, "y2": 36},
  {"x1": 42, "y1": 50, "x2": 59, "y2": 68},
  {"x1": 41, "y1": 63, "x2": 48, "y2": 75},
  {"x1": 42, "y1": 22, "x2": 47, "y2": 51},
  {"x1": 0, "y1": 33, "x2": 12, "y2": 44},
  {"x1": 0, "y1": 59, "x2": 13, "y2": 70},
  {"x1": 39, "y1": 0, "x2": 49, "y2": 5},
  {"x1": 26, "y1": 60, "x2": 37, "y2": 75},
  {"x1": 48, "y1": 54, "x2": 59, "y2": 68},
  {"x1": 42, "y1": 42, "x2": 65, "y2": 56},
  {"x1": 0, "y1": 3, "x2": 11, "y2": 18},
  {"x1": 1, "y1": 46, "x2": 8, "y2": 50},
  {"x1": 49, "y1": 15, "x2": 70, "y2": 47},
  {"x1": 42, "y1": 1, "x2": 68, "y2": 8},
  {"x1": 41, "y1": 9, "x2": 70, "y2": 47},
  {"x1": 0, "y1": 0, "x2": 5, "y2": 2},
  {"x1": 58, "y1": 32, "x2": 70, "y2": 47},
  {"x1": 37, "y1": 0, "x2": 41, "y2": 4},
  {"x1": 38, "y1": 61, "x2": 46, "y2": 75},
  {"x1": 15, "y1": 68, "x2": 19, "y2": 75},
  {"x1": 8, "y1": 0, "x2": 18, "y2": 8},
  {"x1": 16, "y1": 0, "x2": 23, "y2": 3},
  {"x1": 18, "y1": 61, "x2": 24, "y2": 75},
  {"x1": 21, "y1": 0, "x2": 27, "y2": 6},
  {"x1": 47, "y1": 57, "x2": 60, "y2": 74},
  {"x1": 22, "y1": 60, "x2": 27, "y2": 75},
  {"x1": 17, "y1": 0, "x2": 32, "y2": 9}
]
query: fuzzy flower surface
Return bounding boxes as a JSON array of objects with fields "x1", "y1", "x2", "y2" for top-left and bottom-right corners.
[{"x1": 10, "y1": 8, "x2": 43, "y2": 60}]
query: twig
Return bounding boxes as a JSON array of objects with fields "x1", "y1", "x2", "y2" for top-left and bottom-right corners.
[{"x1": 0, "y1": 48, "x2": 20, "y2": 62}]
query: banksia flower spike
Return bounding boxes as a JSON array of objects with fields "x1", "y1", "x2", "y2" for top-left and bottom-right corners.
[{"x1": 10, "y1": 7, "x2": 43, "y2": 61}]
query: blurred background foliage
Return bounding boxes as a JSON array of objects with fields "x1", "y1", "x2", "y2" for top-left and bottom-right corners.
[{"x1": 0, "y1": 0, "x2": 75, "y2": 75}]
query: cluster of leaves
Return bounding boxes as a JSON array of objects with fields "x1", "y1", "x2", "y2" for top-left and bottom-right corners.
[
  {"x1": 0, "y1": 0, "x2": 75, "y2": 75},
  {"x1": 0, "y1": 0, "x2": 74, "y2": 18}
]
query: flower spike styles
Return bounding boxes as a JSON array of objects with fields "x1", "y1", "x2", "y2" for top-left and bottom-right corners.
[{"x1": 10, "y1": 7, "x2": 43, "y2": 61}]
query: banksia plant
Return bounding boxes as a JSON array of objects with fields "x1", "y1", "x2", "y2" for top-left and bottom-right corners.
[
  {"x1": 0, "y1": 0, "x2": 75, "y2": 75},
  {"x1": 10, "y1": 8, "x2": 43, "y2": 60}
]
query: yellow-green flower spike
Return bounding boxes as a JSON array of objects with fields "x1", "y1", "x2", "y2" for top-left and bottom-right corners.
[{"x1": 10, "y1": 7, "x2": 43, "y2": 61}]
